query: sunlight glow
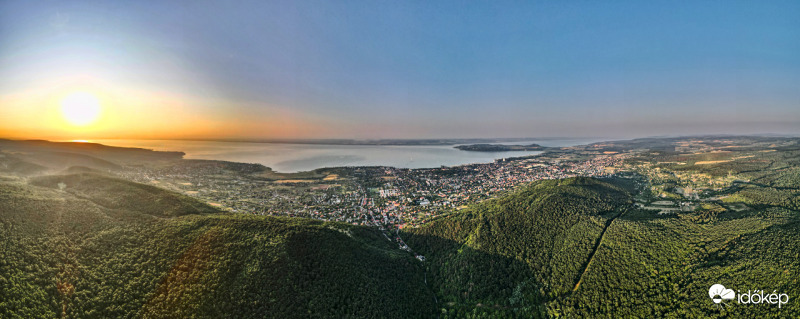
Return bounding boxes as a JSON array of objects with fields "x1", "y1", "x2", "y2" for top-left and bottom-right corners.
[{"x1": 61, "y1": 92, "x2": 102, "y2": 126}]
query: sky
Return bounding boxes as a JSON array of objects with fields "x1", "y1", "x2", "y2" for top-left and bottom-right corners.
[{"x1": 1, "y1": 0, "x2": 799, "y2": 140}]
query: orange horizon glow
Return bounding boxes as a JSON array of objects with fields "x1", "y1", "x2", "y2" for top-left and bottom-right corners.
[{"x1": 0, "y1": 80, "x2": 334, "y2": 141}]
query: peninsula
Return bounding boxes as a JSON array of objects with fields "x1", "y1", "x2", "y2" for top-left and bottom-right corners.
[{"x1": 455, "y1": 143, "x2": 549, "y2": 152}]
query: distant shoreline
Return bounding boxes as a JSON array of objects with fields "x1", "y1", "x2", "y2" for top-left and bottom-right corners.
[
  {"x1": 76, "y1": 137, "x2": 588, "y2": 146},
  {"x1": 82, "y1": 138, "x2": 564, "y2": 173},
  {"x1": 455, "y1": 143, "x2": 550, "y2": 152}
]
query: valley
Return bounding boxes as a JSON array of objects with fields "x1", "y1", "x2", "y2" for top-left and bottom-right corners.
[{"x1": 1, "y1": 136, "x2": 798, "y2": 317}]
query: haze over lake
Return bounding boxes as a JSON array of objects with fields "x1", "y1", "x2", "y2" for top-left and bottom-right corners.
[{"x1": 92, "y1": 139, "x2": 600, "y2": 172}]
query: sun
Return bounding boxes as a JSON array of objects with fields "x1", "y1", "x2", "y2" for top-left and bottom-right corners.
[{"x1": 61, "y1": 92, "x2": 102, "y2": 126}]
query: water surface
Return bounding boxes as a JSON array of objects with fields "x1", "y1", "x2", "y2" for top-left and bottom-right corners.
[{"x1": 92, "y1": 139, "x2": 600, "y2": 173}]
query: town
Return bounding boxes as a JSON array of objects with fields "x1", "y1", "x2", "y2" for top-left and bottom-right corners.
[{"x1": 121, "y1": 150, "x2": 628, "y2": 233}]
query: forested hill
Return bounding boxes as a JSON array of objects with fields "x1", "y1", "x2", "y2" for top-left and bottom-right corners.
[
  {"x1": 0, "y1": 174, "x2": 435, "y2": 318},
  {"x1": 403, "y1": 175, "x2": 800, "y2": 318},
  {"x1": 3, "y1": 137, "x2": 800, "y2": 318},
  {"x1": 402, "y1": 177, "x2": 633, "y2": 317}
]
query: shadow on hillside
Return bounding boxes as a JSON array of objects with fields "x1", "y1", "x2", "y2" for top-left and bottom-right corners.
[
  {"x1": 28, "y1": 173, "x2": 218, "y2": 217},
  {"x1": 401, "y1": 231, "x2": 549, "y2": 318}
]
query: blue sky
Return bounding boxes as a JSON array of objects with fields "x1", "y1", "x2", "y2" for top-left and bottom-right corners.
[{"x1": 1, "y1": 0, "x2": 798, "y2": 139}]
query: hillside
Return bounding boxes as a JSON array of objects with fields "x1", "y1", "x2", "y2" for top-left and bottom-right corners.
[
  {"x1": 0, "y1": 139, "x2": 183, "y2": 175},
  {"x1": 403, "y1": 175, "x2": 800, "y2": 318},
  {"x1": 0, "y1": 139, "x2": 184, "y2": 164},
  {"x1": 2, "y1": 137, "x2": 800, "y2": 318},
  {"x1": 402, "y1": 177, "x2": 632, "y2": 317},
  {"x1": 29, "y1": 173, "x2": 218, "y2": 218},
  {"x1": 0, "y1": 176, "x2": 435, "y2": 318}
]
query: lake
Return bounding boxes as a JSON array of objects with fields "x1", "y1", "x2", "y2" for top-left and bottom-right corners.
[{"x1": 91, "y1": 138, "x2": 602, "y2": 173}]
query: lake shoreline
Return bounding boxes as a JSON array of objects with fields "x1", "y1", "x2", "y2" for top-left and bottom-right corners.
[{"x1": 85, "y1": 138, "x2": 602, "y2": 173}]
